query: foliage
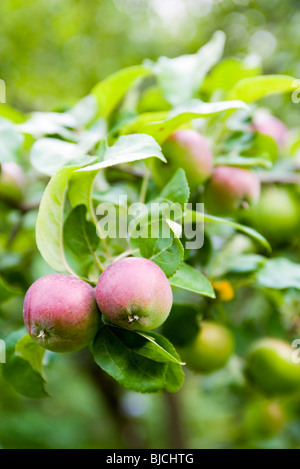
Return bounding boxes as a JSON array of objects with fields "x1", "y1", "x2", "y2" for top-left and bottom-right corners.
[{"x1": 1, "y1": 21, "x2": 300, "y2": 449}]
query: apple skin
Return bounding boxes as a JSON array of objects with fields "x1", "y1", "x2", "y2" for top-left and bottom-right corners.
[
  {"x1": 0, "y1": 162, "x2": 25, "y2": 202},
  {"x1": 246, "y1": 338, "x2": 300, "y2": 396},
  {"x1": 152, "y1": 130, "x2": 213, "y2": 191},
  {"x1": 205, "y1": 166, "x2": 261, "y2": 214},
  {"x1": 23, "y1": 274, "x2": 101, "y2": 353},
  {"x1": 253, "y1": 110, "x2": 288, "y2": 149},
  {"x1": 247, "y1": 186, "x2": 300, "y2": 244},
  {"x1": 95, "y1": 257, "x2": 173, "y2": 331},
  {"x1": 179, "y1": 321, "x2": 235, "y2": 374},
  {"x1": 244, "y1": 399, "x2": 286, "y2": 439}
]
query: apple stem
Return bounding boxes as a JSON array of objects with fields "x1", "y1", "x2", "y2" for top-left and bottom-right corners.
[{"x1": 128, "y1": 315, "x2": 139, "y2": 323}]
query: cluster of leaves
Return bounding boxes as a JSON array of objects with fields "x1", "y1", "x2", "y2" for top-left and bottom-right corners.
[{"x1": 1, "y1": 32, "x2": 300, "y2": 398}]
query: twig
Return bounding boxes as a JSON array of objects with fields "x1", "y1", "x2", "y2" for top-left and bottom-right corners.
[
  {"x1": 258, "y1": 173, "x2": 300, "y2": 185},
  {"x1": 113, "y1": 249, "x2": 139, "y2": 262},
  {"x1": 164, "y1": 391, "x2": 186, "y2": 449},
  {"x1": 139, "y1": 171, "x2": 150, "y2": 204},
  {"x1": 116, "y1": 164, "x2": 147, "y2": 178},
  {"x1": 0, "y1": 196, "x2": 41, "y2": 214},
  {"x1": 87, "y1": 358, "x2": 145, "y2": 449},
  {"x1": 3, "y1": 200, "x2": 41, "y2": 248},
  {"x1": 89, "y1": 185, "x2": 112, "y2": 260},
  {"x1": 6, "y1": 217, "x2": 23, "y2": 248}
]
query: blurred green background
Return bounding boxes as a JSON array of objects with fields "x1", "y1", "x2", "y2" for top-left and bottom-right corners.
[
  {"x1": 1, "y1": 0, "x2": 300, "y2": 450},
  {"x1": 1, "y1": 0, "x2": 300, "y2": 112}
]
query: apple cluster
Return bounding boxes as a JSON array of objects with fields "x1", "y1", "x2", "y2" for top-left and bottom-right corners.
[
  {"x1": 22, "y1": 119, "x2": 300, "y2": 389},
  {"x1": 23, "y1": 258, "x2": 173, "y2": 353}
]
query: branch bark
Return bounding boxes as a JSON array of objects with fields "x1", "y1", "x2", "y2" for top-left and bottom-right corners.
[
  {"x1": 258, "y1": 173, "x2": 300, "y2": 185},
  {"x1": 164, "y1": 391, "x2": 186, "y2": 449},
  {"x1": 85, "y1": 356, "x2": 145, "y2": 449}
]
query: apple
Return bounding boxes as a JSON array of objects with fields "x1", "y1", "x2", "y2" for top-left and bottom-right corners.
[
  {"x1": 23, "y1": 274, "x2": 100, "y2": 353},
  {"x1": 179, "y1": 321, "x2": 235, "y2": 374},
  {"x1": 95, "y1": 257, "x2": 173, "y2": 331},
  {"x1": 152, "y1": 130, "x2": 213, "y2": 191},
  {"x1": 246, "y1": 338, "x2": 300, "y2": 395}
]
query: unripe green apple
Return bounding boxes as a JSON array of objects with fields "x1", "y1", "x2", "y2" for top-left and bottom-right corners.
[
  {"x1": 244, "y1": 399, "x2": 286, "y2": 439},
  {"x1": 205, "y1": 166, "x2": 261, "y2": 214},
  {"x1": 23, "y1": 274, "x2": 100, "y2": 353},
  {"x1": 0, "y1": 162, "x2": 25, "y2": 202},
  {"x1": 95, "y1": 257, "x2": 173, "y2": 331},
  {"x1": 247, "y1": 186, "x2": 299, "y2": 244},
  {"x1": 246, "y1": 338, "x2": 300, "y2": 396},
  {"x1": 179, "y1": 321, "x2": 235, "y2": 373},
  {"x1": 152, "y1": 130, "x2": 213, "y2": 191}
]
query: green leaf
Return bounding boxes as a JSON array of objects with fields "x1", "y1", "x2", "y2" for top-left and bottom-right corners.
[
  {"x1": 122, "y1": 329, "x2": 183, "y2": 365},
  {"x1": 133, "y1": 99, "x2": 249, "y2": 144},
  {"x1": 168, "y1": 99, "x2": 250, "y2": 119},
  {"x1": 224, "y1": 131, "x2": 255, "y2": 153},
  {"x1": 0, "y1": 104, "x2": 26, "y2": 124},
  {"x1": 68, "y1": 170, "x2": 97, "y2": 209},
  {"x1": 137, "y1": 86, "x2": 171, "y2": 113},
  {"x1": 92, "y1": 324, "x2": 184, "y2": 393},
  {"x1": 215, "y1": 155, "x2": 272, "y2": 169},
  {"x1": 256, "y1": 258, "x2": 300, "y2": 290},
  {"x1": 92, "y1": 65, "x2": 151, "y2": 118},
  {"x1": 93, "y1": 183, "x2": 139, "y2": 206},
  {"x1": 202, "y1": 57, "x2": 262, "y2": 95},
  {"x1": 137, "y1": 220, "x2": 184, "y2": 278},
  {"x1": 63, "y1": 205, "x2": 100, "y2": 276},
  {"x1": 138, "y1": 331, "x2": 185, "y2": 393},
  {"x1": 0, "y1": 120, "x2": 24, "y2": 163},
  {"x1": 205, "y1": 213, "x2": 271, "y2": 253},
  {"x1": 225, "y1": 254, "x2": 266, "y2": 274},
  {"x1": 169, "y1": 263, "x2": 215, "y2": 298},
  {"x1": 208, "y1": 253, "x2": 266, "y2": 278},
  {"x1": 251, "y1": 133, "x2": 279, "y2": 163},
  {"x1": 162, "y1": 305, "x2": 200, "y2": 347},
  {"x1": 229, "y1": 75, "x2": 298, "y2": 102},
  {"x1": 2, "y1": 330, "x2": 48, "y2": 399},
  {"x1": 158, "y1": 169, "x2": 190, "y2": 208},
  {"x1": 30, "y1": 138, "x2": 98, "y2": 176},
  {"x1": 77, "y1": 134, "x2": 166, "y2": 173},
  {"x1": 68, "y1": 134, "x2": 166, "y2": 230},
  {"x1": 18, "y1": 112, "x2": 77, "y2": 139},
  {"x1": 147, "y1": 31, "x2": 226, "y2": 106},
  {"x1": 150, "y1": 236, "x2": 184, "y2": 278},
  {"x1": 165, "y1": 362, "x2": 185, "y2": 393},
  {"x1": 0, "y1": 276, "x2": 21, "y2": 304},
  {"x1": 224, "y1": 131, "x2": 278, "y2": 163},
  {"x1": 36, "y1": 165, "x2": 80, "y2": 273},
  {"x1": 118, "y1": 111, "x2": 168, "y2": 135},
  {"x1": 15, "y1": 334, "x2": 46, "y2": 376},
  {"x1": 67, "y1": 94, "x2": 98, "y2": 127},
  {"x1": 184, "y1": 209, "x2": 271, "y2": 253}
]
